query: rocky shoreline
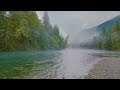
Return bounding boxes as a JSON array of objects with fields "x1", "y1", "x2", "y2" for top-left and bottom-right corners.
[{"x1": 85, "y1": 57, "x2": 120, "y2": 79}]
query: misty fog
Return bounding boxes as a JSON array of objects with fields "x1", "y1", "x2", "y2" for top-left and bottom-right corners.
[
  {"x1": 36, "y1": 11, "x2": 120, "y2": 45},
  {"x1": 1, "y1": 11, "x2": 120, "y2": 79}
]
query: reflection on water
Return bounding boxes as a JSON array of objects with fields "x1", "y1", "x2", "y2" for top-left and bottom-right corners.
[
  {"x1": 0, "y1": 48, "x2": 120, "y2": 79},
  {"x1": 31, "y1": 48, "x2": 109, "y2": 79}
]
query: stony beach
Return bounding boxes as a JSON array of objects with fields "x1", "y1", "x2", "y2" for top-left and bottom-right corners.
[{"x1": 85, "y1": 57, "x2": 120, "y2": 79}]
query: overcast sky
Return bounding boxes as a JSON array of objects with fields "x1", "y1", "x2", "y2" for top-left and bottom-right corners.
[{"x1": 36, "y1": 11, "x2": 120, "y2": 43}]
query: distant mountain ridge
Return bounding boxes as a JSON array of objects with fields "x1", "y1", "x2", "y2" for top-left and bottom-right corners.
[
  {"x1": 85, "y1": 15, "x2": 120, "y2": 32},
  {"x1": 97, "y1": 15, "x2": 120, "y2": 31},
  {"x1": 76, "y1": 15, "x2": 120, "y2": 44}
]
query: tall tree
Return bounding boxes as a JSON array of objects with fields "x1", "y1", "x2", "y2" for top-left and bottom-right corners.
[
  {"x1": 42, "y1": 11, "x2": 50, "y2": 29},
  {"x1": 0, "y1": 11, "x2": 67, "y2": 51}
]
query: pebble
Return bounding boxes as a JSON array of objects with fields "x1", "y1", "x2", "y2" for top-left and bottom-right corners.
[{"x1": 85, "y1": 57, "x2": 120, "y2": 79}]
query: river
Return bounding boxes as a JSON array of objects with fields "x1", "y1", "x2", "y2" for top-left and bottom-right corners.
[{"x1": 0, "y1": 48, "x2": 120, "y2": 79}]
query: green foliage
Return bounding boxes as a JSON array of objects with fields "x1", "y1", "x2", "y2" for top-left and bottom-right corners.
[
  {"x1": 82, "y1": 22, "x2": 120, "y2": 51},
  {"x1": 0, "y1": 11, "x2": 67, "y2": 51}
]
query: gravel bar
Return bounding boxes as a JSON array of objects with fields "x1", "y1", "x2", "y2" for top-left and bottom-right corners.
[{"x1": 85, "y1": 57, "x2": 120, "y2": 79}]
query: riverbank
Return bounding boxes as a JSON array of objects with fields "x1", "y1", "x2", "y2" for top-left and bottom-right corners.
[{"x1": 85, "y1": 57, "x2": 120, "y2": 79}]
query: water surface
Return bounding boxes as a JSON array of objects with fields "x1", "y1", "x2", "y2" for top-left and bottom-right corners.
[{"x1": 0, "y1": 48, "x2": 119, "y2": 79}]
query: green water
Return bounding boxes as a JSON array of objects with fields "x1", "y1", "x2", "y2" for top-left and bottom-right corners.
[
  {"x1": 0, "y1": 50, "x2": 61, "y2": 79},
  {"x1": 1, "y1": 48, "x2": 120, "y2": 79}
]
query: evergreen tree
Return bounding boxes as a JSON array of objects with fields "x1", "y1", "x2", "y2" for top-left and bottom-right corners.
[{"x1": 0, "y1": 11, "x2": 67, "y2": 51}]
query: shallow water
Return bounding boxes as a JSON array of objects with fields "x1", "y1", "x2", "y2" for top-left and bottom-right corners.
[{"x1": 0, "y1": 48, "x2": 119, "y2": 79}]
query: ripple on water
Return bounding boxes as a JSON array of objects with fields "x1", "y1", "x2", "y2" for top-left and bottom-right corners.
[{"x1": 0, "y1": 49, "x2": 118, "y2": 79}]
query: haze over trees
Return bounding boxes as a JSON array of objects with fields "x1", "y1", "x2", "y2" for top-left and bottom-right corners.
[
  {"x1": 78, "y1": 15, "x2": 120, "y2": 51},
  {"x1": 80, "y1": 22, "x2": 120, "y2": 51},
  {"x1": 0, "y1": 11, "x2": 68, "y2": 51}
]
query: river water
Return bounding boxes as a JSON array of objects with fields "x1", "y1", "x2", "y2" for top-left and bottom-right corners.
[{"x1": 0, "y1": 48, "x2": 120, "y2": 79}]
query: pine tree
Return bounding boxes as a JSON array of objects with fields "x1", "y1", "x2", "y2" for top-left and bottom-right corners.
[{"x1": 0, "y1": 11, "x2": 67, "y2": 51}]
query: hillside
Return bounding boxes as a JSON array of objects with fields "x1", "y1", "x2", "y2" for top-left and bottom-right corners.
[{"x1": 76, "y1": 15, "x2": 120, "y2": 44}]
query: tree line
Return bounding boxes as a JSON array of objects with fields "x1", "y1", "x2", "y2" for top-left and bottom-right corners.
[
  {"x1": 0, "y1": 11, "x2": 68, "y2": 51},
  {"x1": 80, "y1": 22, "x2": 120, "y2": 51}
]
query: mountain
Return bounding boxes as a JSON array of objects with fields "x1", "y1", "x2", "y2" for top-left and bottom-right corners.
[
  {"x1": 84, "y1": 15, "x2": 120, "y2": 33},
  {"x1": 75, "y1": 15, "x2": 120, "y2": 44},
  {"x1": 97, "y1": 15, "x2": 120, "y2": 31}
]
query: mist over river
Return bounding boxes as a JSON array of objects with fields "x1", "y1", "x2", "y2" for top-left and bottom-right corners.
[{"x1": 0, "y1": 48, "x2": 120, "y2": 79}]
